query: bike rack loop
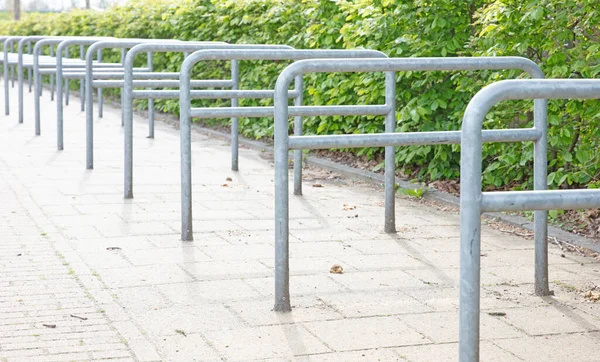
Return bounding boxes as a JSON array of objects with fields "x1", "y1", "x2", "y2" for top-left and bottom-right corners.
[
  {"x1": 33, "y1": 37, "x2": 111, "y2": 140},
  {"x1": 54, "y1": 37, "x2": 161, "y2": 149},
  {"x1": 4, "y1": 36, "x2": 25, "y2": 115},
  {"x1": 40, "y1": 37, "x2": 143, "y2": 141},
  {"x1": 17, "y1": 36, "x2": 73, "y2": 124},
  {"x1": 84, "y1": 39, "x2": 186, "y2": 169},
  {"x1": 17, "y1": 36, "x2": 49, "y2": 124},
  {"x1": 179, "y1": 49, "x2": 389, "y2": 242},
  {"x1": 123, "y1": 42, "x2": 246, "y2": 138},
  {"x1": 272, "y1": 57, "x2": 548, "y2": 312},
  {"x1": 0, "y1": 36, "x2": 8, "y2": 98},
  {"x1": 459, "y1": 78, "x2": 600, "y2": 362},
  {"x1": 84, "y1": 40, "x2": 228, "y2": 169},
  {"x1": 6, "y1": 35, "x2": 63, "y2": 119},
  {"x1": 122, "y1": 42, "x2": 293, "y2": 199}
]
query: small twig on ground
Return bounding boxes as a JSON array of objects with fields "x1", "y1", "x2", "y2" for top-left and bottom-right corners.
[{"x1": 549, "y1": 236, "x2": 587, "y2": 257}]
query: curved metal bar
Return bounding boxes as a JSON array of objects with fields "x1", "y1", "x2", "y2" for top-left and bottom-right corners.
[
  {"x1": 33, "y1": 37, "x2": 91, "y2": 137},
  {"x1": 122, "y1": 42, "x2": 289, "y2": 199},
  {"x1": 4, "y1": 36, "x2": 25, "y2": 115},
  {"x1": 179, "y1": 48, "x2": 388, "y2": 243},
  {"x1": 272, "y1": 56, "x2": 546, "y2": 312},
  {"x1": 459, "y1": 78, "x2": 600, "y2": 362},
  {"x1": 55, "y1": 37, "x2": 112, "y2": 150},
  {"x1": 19, "y1": 36, "x2": 55, "y2": 125},
  {"x1": 85, "y1": 39, "x2": 184, "y2": 169}
]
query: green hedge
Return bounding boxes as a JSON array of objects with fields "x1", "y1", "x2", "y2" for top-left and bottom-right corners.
[{"x1": 2, "y1": 0, "x2": 599, "y2": 191}]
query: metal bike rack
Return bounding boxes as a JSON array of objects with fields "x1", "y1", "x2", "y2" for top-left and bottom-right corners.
[
  {"x1": 122, "y1": 42, "x2": 293, "y2": 199},
  {"x1": 34, "y1": 37, "x2": 157, "y2": 146},
  {"x1": 458, "y1": 78, "x2": 600, "y2": 362},
  {"x1": 0, "y1": 36, "x2": 10, "y2": 114},
  {"x1": 83, "y1": 39, "x2": 194, "y2": 167},
  {"x1": 4, "y1": 36, "x2": 25, "y2": 115},
  {"x1": 178, "y1": 49, "x2": 389, "y2": 242},
  {"x1": 57, "y1": 38, "x2": 158, "y2": 147},
  {"x1": 5, "y1": 35, "x2": 71, "y2": 118},
  {"x1": 83, "y1": 39, "x2": 226, "y2": 169},
  {"x1": 271, "y1": 57, "x2": 548, "y2": 312},
  {"x1": 18, "y1": 36, "x2": 54, "y2": 123},
  {"x1": 5, "y1": 35, "x2": 111, "y2": 120},
  {"x1": 8, "y1": 36, "x2": 69, "y2": 121},
  {"x1": 32, "y1": 37, "x2": 114, "y2": 138}
]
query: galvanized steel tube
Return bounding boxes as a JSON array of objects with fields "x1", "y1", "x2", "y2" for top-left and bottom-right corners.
[
  {"x1": 272, "y1": 56, "x2": 547, "y2": 313},
  {"x1": 97, "y1": 49, "x2": 103, "y2": 118},
  {"x1": 86, "y1": 39, "x2": 182, "y2": 169},
  {"x1": 81, "y1": 45, "x2": 86, "y2": 112},
  {"x1": 384, "y1": 71, "x2": 397, "y2": 233},
  {"x1": 459, "y1": 78, "x2": 600, "y2": 362},
  {"x1": 231, "y1": 59, "x2": 239, "y2": 171},
  {"x1": 287, "y1": 128, "x2": 541, "y2": 149},
  {"x1": 131, "y1": 89, "x2": 300, "y2": 99},
  {"x1": 50, "y1": 45, "x2": 55, "y2": 100},
  {"x1": 27, "y1": 42, "x2": 32, "y2": 93},
  {"x1": 56, "y1": 38, "x2": 108, "y2": 150},
  {"x1": 123, "y1": 42, "x2": 290, "y2": 200},
  {"x1": 292, "y1": 75, "x2": 304, "y2": 195},
  {"x1": 180, "y1": 53, "x2": 194, "y2": 241},
  {"x1": 188, "y1": 105, "x2": 390, "y2": 119},
  {"x1": 178, "y1": 48, "x2": 386, "y2": 244},
  {"x1": 147, "y1": 52, "x2": 154, "y2": 138},
  {"x1": 481, "y1": 189, "x2": 600, "y2": 212}
]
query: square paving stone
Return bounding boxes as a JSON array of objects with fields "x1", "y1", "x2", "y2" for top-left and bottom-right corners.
[
  {"x1": 205, "y1": 324, "x2": 331, "y2": 360},
  {"x1": 303, "y1": 316, "x2": 428, "y2": 351}
]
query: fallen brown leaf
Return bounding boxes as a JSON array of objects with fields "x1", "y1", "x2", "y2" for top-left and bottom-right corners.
[
  {"x1": 330, "y1": 264, "x2": 344, "y2": 274},
  {"x1": 583, "y1": 289, "x2": 600, "y2": 302}
]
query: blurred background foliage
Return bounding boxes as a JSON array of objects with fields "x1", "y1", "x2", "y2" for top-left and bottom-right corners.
[{"x1": 1, "y1": 0, "x2": 598, "y2": 191}]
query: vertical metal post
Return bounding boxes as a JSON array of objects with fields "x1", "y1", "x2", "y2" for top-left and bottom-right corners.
[
  {"x1": 80, "y1": 45, "x2": 85, "y2": 112},
  {"x1": 230, "y1": 59, "x2": 239, "y2": 170},
  {"x1": 10, "y1": 39, "x2": 15, "y2": 88},
  {"x1": 97, "y1": 49, "x2": 103, "y2": 118},
  {"x1": 273, "y1": 71, "x2": 292, "y2": 313},
  {"x1": 533, "y1": 98, "x2": 549, "y2": 295},
  {"x1": 384, "y1": 71, "x2": 397, "y2": 233},
  {"x1": 180, "y1": 57, "x2": 193, "y2": 241},
  {"x1": 120, "y1": 47, "x2": 126, "y2": 126},
  {"x1": 50, "y1": 45, "x2": 55, "y2": 101},
  {"x1": 458, "y1": 101, "x2": 485, "y2": 362},
  {"x1": 56, "y1": 43, "x2": 64, "y2": 150},
  {"x1": 4, "y1": 41, "x2": 9, "y2": 115},
  {"x1": 27, "y1": 41, "x2": 32, "y2": 93},
  {"x1": 33, "y1": 43, "x2": 41, "y2": 135},
  {"x1": 292, "y1": 75, "x2": 303, "y2": 195},
  {"x1": 124, "y1": 49, "x2": 134, "y2": 199},
  {"x1": 65, "y1": 46, "x2": 70, "y2": 106},
  {"x1": 17, "y1": 39, "x2": 24, "y2": 124},
  {"x1": 147, "y1": 51, "x2": 155, "y2": 138},
  {"x1": 85, "y1": 47, "x2": 94, "y2": 169}
]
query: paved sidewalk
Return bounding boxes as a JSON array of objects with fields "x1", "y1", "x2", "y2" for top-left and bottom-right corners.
[{"x1": 1, "y1": 85, "x2": 599, "y2": 362}]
